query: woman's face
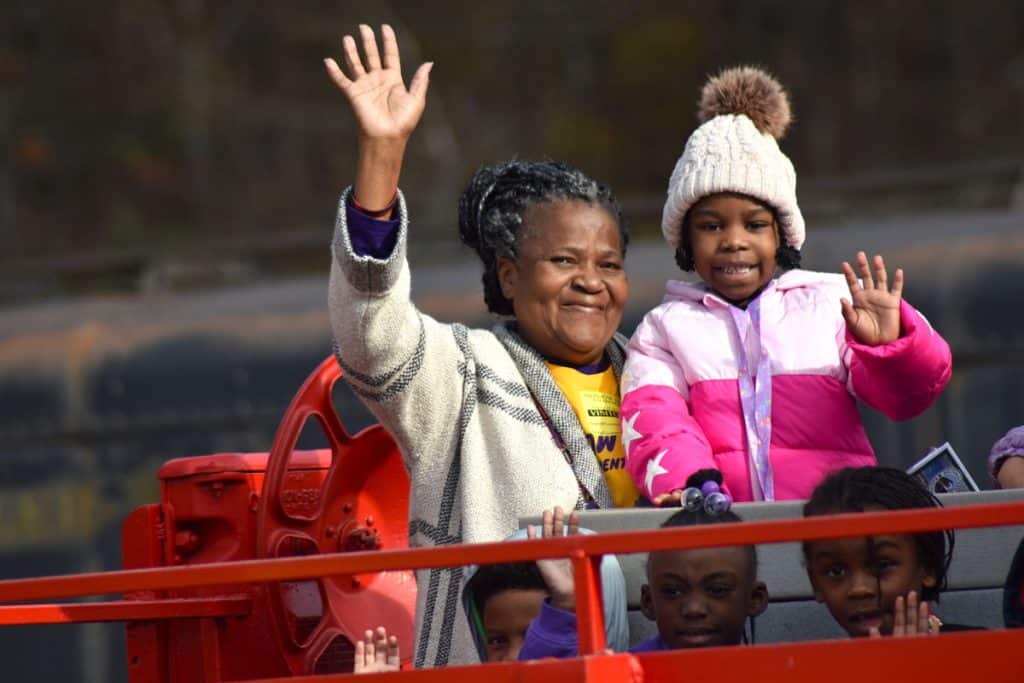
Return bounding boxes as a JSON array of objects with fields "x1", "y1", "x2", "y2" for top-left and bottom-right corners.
[{"x1": 497, "y1": 200, "x2": 628, "y2": 365}]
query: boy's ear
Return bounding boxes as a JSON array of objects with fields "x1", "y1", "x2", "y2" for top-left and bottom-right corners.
[
  {"x1": 496, "y1": 257, "x2": 518, "y2": 301},
  {"x1": 922, "y1": 572, "x2": 937, "y2": 589},
  {"x1": 747, "y1": 581, "x2": 769, "y2": 617},
  {"x1": 640, "y1": 584, "x2": 656, "y2": 621}
]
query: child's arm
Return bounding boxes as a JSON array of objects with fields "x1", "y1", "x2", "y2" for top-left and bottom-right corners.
[
  {"x1": 621, "y1": 312, "x2": 718, "y2": 503},
  {"x1": 839, "y1": 252, "x2": 952, "y2": 420},
  {"x1": 518, "y1": 507, "x2": 583, "y2": 660},
  {"x1": 353, "y1": 626, "x2": 402, "y2": 673}
]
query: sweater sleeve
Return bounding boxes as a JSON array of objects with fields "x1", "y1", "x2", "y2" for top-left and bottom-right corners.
[
  {"x1": 328, "y1": 186, "x2": 465, "y2": 467},
  {"x1": 843, "y1": 300, "x2": 953, "y2": 421},
  {"x1": 518, "y1": 600, "x2": 582, "y2": 660},
  {"x1": 620, "y1": 310, "x2": 717, "y2": 500}
]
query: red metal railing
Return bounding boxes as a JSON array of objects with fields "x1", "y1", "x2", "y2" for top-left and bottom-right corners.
[{"x1": 2, "y1": 501, "x2": 1024, "y2": 682}]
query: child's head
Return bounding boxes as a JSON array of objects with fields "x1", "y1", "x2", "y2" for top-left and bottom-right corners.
[
  {"x1": 661, "y1": 67, "x2": 804, "y2": 305},
  {"x1": 641, "y1": 508, "x2": 768, "y2": 648},
  {"x1": 463, "y1": 561, "x2": 547, "y2": 662},
  {"x1": 802, "y1": 466, "x2": 954, "y2": 638}
]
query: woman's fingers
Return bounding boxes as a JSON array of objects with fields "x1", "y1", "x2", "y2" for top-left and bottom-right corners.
[
  {"x1": 408, "y1": 62, "x2": 433, "y2": 101},
  {"x1": 342, "y1": 35, "x2": 365, "y2": 78},
  {"x1": 323, "y1": 58, "x2": 352, "y2": 91},
  {"x1": 358, "y1": 24, "x2": 382, "y2": 71},
  {"x1": 380, "y1": 24, "x2": 401, "y2": 71}
]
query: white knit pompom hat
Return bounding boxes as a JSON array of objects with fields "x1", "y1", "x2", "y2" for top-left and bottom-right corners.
[{"x1": 662, "y1": 66, "x2": 805, "y2": 251}]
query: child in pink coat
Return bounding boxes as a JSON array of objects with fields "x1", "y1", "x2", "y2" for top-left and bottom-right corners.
[{"x1": 621, "y1": 67, "x2": 952, "y2": 504}]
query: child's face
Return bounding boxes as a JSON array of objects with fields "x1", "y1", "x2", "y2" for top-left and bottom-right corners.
[
  {"x1": 640, "y1": 546, "x2": 767, "y2": 649},
  {"x1": 481, "y1": 588, "x2": 547, "y2": 662},
  {"x1": 686, "y1": 193, "x2": 780, "y2": 306},
  {"x1": 806, "y1": 534, "x2": 937, "y2": 638}
]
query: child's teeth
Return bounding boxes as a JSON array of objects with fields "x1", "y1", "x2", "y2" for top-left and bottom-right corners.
[{"x1": 723, "y1": 266, "x2": 751, "y2": 274}]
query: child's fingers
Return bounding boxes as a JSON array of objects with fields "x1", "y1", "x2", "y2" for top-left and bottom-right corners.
[
  {"x1": 341, "y1": 35, "x2": 366, "y2": 78},
  {"x1": 355, "y1": 639, "x2": 367, "y2": 669},
  {"x1": 358, "y1": 24, "x2": 382, "y2": 71},
  {"x1": 568, "y1": 510, "x2": 580, "y2": 537},
  {"x1": 892, "y1": 595, "x2": 905, "y2": 636},
  {"x1": 919, "y1": 599, "x2": 932, "y2": 636},
  {"x1": 364, "y1": 629, "x2": 376, "y2": 660},
  {"x1": 856, "y1": 251, "x2": 874, "y2": 290},
  {"x1": 891, "y1": 268, "x2": 904, "y2": 300},
  {"x1": 873, "y1": 254, "x2": 887, "y2": 291},
  {"x1": 906, "y1": 591, "x2": 920, "y2": 635},
  {"x1": 840, "y1": 261, "x2": 860, "y2": 291},
  {"x1": 526, "y1": 524, "x2": 536, "y2": 539},
  {"x1": 552, "y1": 506, "x2": 565, "y2": 537},
  {"x1": 868, "y1": 626, "x2": 882, "y2": 639},
  {"x1": 373, "y1": 626, "x2": 389, "y2": 660},
  {"x1": 542, "y1": 508, "x2": 553, "y2": 538},
  {"x1": 386, "y1": 634, "x2": 401, "y2": 666}
]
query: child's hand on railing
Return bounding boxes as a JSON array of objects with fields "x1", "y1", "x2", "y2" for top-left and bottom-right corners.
[
  {"x1": 353, "y1": 626, "x2": 401, "y2": 674},
  {"x1": 528, "y1": 506, "x2": 580, "y2": 611}
]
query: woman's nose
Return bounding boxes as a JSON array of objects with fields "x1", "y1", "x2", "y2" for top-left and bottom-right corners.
[{"x1": 572, "y1": 263, "x2": 604, "y2": 292}]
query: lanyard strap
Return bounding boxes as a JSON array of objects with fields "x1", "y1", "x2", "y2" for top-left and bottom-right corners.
[
  {"x1": 728, "y1": 296, "x2": 775, "y2": 501},
  {"x1": 530, "y1": 393, "x2": 598, "y2": 509}
]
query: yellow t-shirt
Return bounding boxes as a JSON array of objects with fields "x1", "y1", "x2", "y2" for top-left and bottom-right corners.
[{"x1": 546, "y1": 361, "x2": 640, "y2": 508}]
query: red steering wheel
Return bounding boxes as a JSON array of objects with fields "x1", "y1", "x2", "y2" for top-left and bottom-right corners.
[{"x1": 256, "y1": 355, "x2": 415, "y2": 674}]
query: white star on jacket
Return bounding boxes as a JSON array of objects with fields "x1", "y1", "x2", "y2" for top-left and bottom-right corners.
[
  {"x1": 645, "y1": 450, "x2": 670, "y2": 495},
  {"x1": 621, "y1": 411, "x2": 643, "y2": 456}
]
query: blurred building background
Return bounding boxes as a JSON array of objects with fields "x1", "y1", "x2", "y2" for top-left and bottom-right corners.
[{"x1": 1, "y1": 1, "x2": 1023, "y2": 680}]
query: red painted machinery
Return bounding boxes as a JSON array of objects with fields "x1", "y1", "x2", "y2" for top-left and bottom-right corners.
[{"x1": 121, "y1": 356, "x2": 416, "y2": 679}]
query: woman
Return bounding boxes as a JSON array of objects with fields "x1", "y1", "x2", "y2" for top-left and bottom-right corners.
[{"x1": 325, "y1": 25, "x2": 632, "y2": 666}]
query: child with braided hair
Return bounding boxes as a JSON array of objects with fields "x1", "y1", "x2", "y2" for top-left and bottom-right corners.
[
  {"x1": 802, "y1": 466, "x2": 979, "y2": 637},
  {"x1": 620, "y1": 67, "x2": 952, "y2": 504}
]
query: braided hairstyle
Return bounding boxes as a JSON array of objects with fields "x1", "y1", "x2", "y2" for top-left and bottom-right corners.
[
  {"x1": 457, "y1": 160, "x2": 628, "y2": 316},
  {"x1": 659, "y1": 506, "x2": 757, "y2": 572},
  {"x1": 673, "y1": 193, "x2": 801, "y2": 273},
  {"x1": 802, "y1": 466, "x2": 953, "y2": 601}
]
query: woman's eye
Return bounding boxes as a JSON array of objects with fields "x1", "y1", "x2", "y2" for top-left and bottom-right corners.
[
  {"x1": 551, "y1": 256, "x2": 574, "y2": 265},
  {"x1": 600, "y1": 261, "x2": 623, "y2": 271}
]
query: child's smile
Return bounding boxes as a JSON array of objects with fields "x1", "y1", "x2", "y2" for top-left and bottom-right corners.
[{"x1": 685, "y1": 193, "x2": 780, "y2": 307}]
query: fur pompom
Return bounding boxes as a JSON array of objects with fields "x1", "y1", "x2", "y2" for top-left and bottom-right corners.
[{"x1": 698, "y1": 66, "x2": 792, "y2": 139}]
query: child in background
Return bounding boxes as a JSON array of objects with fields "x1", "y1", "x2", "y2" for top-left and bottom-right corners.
[
  {"x1": 621, "y1": 67, "x2": 952, "y2": 504},
  {"x1": 461, "y1": 528, "x2": 629, "y2": 662},
  {"x1": 518, "y1": 504, "x2": 768, "y2": 658},
  {"x1": 802, "y1": 466, "x2": 977, "y2": 637},
  {"x1": 989, "y1": 425, "x2": 1024, "y2": 489}
]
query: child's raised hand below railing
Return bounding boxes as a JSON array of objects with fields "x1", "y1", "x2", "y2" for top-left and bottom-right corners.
[
  {"x1": 353, "y1": 626, "x2": 402, "y2": 674},
  {"x1": 528, "y1": 507, "x2": 580, "y2": 611},
  {"x1": 868, "y1": 591, "x2": 936, "y2": 638}
]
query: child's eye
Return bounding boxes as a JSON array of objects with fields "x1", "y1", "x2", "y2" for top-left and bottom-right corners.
[
  {"x1": 824, "y1": 564, "x2": 845, "y2": 579},
  {"x1": 696, "y1": 223, "x2": 721, "y2": 232},
  {"x1": 486, "y1": 635, "x2": 508, "y2": 647},
  {"x1": 706, "y1": 584, "x2": 734, "y2": 598},
  {"x1": 747, "y1": 221, "x2": 770, "y2": 230},
  {"x1": 659, "y1": 586, "x2": 683, "y2": 598}
]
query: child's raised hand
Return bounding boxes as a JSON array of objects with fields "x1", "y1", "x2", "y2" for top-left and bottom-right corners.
[
  {"x1": 840, "y1": 252, "x2": 903, "y2": 346},
  {"x1": 528, "y1": 506, "x2": 580, "y2": 611},
  {"x1": 353, "y1": 626, "x2": 401, "y2": 674},
  {"x1": 868, "y1": 592, "x2": 935, "y2": 638},
  {"x1": 651, "y1": 489, "x2": 684, "y2": 507},
  {"x1": 324, "y1": 25, "x2": 432, "y2": 144}
]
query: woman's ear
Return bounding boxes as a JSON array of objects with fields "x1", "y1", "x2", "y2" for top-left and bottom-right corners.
[
  {"x1": 496, "y1": 257, "x2": 518, "y2": 301},
  {"x1": 640, "y1": 584, "x2": 656, "y2": 621},
  {"x1": 747, "y1": 581, "x2": 769, "y2": 617}
]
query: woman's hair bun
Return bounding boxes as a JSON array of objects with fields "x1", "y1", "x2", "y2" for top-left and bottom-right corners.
[{"x1": 698, "y1": 66, "x2": 792, "y2": 139}]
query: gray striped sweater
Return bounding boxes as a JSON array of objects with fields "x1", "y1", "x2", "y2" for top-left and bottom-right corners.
[{"x1": 327, "y1": 188, "x2": 626, "y2": 667}]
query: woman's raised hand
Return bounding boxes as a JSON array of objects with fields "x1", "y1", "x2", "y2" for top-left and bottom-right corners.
[
  {"x1": 527, "y1": 507, "x2": 580, "y2": 611},
  {"x1": 325, "y1": 24, "x2": 432, "y2": 143},
  {"x1": 840, "y1": 251, "x2": 903, "y2": 346}
]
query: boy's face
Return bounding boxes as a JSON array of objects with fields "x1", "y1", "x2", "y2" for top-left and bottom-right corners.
[
  {"x1": 805, "y1": 533, "x2": 937, "y2": 638},
  {"x1": 481, "y1": 588, "x2": 547, "y2": 662},
  {"x1": 640, "y1": 546, "x2": 767, "y2": 649},
  {"x1": 686, "y1": 193, "x2": 780, "y2": 306}
]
